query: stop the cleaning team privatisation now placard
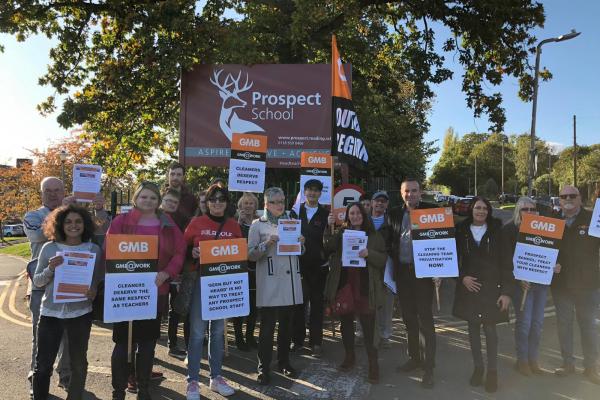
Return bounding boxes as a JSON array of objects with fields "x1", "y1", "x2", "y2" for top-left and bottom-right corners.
[
  {"x1": 513, "y1": 213, "x2": 566, "y2": 285},
  {"x1": 199, "y1": 238, "x2": 250, "y2": 320},
  {"x1": 228, "y1": 133, "x2": 267, "y2": 193},
  {"x1": 103, "y1": 234, "x2": 159, "y2": 323},
  {"x1": 410, "y1": 207, "x2": 459, "y2": 278}
]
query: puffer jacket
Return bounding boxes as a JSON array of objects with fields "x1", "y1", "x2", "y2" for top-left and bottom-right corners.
[{"x1": 248, "y1": 215, "x2": 303, "y2": 307}]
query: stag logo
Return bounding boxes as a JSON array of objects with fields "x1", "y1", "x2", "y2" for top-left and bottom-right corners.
[{"x1": 210, "y1": 69, "x2": 265, "y2": 141}]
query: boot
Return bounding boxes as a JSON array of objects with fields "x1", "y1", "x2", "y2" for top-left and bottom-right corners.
[
  {"x1": 485, "y1": 369, "x2": 497, "y2": 393},
  {"x1": 367, "y1": 349, "x2": 379, "y2": 384},
  {"x1": 516, "y1": 360, "x2": 532, "y2": 376},
  {"x1": 469, "y1": 366, "x2": 484, "y2": 386},
  {"x1": 529, "y1": 360, "x2": 544, "y2": 375},
  {"x1": 337, "y1": 350, "x2": 356, "y2": 372}
]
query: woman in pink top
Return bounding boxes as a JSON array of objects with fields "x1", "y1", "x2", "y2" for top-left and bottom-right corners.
[{"x1": 108, "y1": 182, "x2": 185, "y2": 400}]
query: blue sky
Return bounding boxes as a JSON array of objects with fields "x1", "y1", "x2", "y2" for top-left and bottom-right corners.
[{"x1": 0, "y1": 0, "x2": 597, "y2": 176}]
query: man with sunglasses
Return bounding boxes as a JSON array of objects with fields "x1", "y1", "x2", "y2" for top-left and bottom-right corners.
[
  {"x1": 552, "y1": 186, "x2": 600, "y2": 384},
  {"x1": 290, "y1": 179, "x2": 330, "y2": 357}
]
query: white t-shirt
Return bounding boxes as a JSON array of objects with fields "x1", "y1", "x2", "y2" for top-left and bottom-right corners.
[
  {"x1": 470, "y1": 224, "x2": 487, "y2": 245},
  {"x1": 305, "y1": 204, "x2": 318, "y2": 222}
]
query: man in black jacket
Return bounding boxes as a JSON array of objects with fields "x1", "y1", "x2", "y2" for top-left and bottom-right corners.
[
  {"x1": 387, "y1": 178, "x2": 438, "y2": 388},
  {"x1": 552, "y1": 185, "x2": 600, "y2": 384},
  {"x1": 290, "y1": 179, "x2": 331, "y2": 357}
]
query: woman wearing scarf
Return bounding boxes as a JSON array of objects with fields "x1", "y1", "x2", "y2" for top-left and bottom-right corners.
[{"x1": 248, "y1": 187, "x2": 305, "y2": 385}]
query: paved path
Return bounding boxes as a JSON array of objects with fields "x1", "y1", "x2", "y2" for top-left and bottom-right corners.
[{"x1": 0, "y1": 254, "x2": 598, "y2": 400}]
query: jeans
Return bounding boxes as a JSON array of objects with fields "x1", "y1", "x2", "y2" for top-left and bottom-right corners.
[
  {"x1": 32, "y1": 312, "x2": 92, "y2": 400},
  {"x1": 513, "y1": 283, "x2": 548, "y2": 362},
  {"x1": 258, "y1": 306, "x2": 293, "y2": 373},
  {"x1": 187, "y1": 281, "x2": 225, "y2": 381},
  {"x1": 552, "y1": 287, "x2": 599, "y2": 368},
  {"x1": 467, "y1": 321, "x2": 498, "y2": 370},
  {"x1": 29, "y1": 290, "x2": 70, "y2": 383},
  {"x1": 377, "y1": 286, "x2": 395, "y2": 339}
]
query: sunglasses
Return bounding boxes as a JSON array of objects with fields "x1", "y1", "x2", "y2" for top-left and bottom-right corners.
[
  {"x1": 559, "y1": 194, "x2": 578, "y2": 200},
  {"x1": 520, "y1": 207, "x2": 536, "y2": 212},
  {"x1": 207, "y1": 196, "x2": 227, "y2": 203}
]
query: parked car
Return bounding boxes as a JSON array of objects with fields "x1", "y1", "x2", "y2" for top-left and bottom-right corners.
[
  {"x1": 2, "y1": 224, "x2": 24, "y2": 237},
  {"x1": 453, "y1": 198, "x2": 473, "y2": 216},
  {"x1": 434, "y1": 193, "x2": 449, "y2": 203},
  {"x1": 550, "y1": 196, "x2": 561, "y2": 213},
  {"x1": 499, "y1": 193, "x2": 519, "y2": 204}
]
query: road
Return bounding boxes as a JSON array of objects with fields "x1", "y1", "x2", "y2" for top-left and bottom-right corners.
[{"x1": 0, "y1": 248, "x2": 598, "y2": 400}]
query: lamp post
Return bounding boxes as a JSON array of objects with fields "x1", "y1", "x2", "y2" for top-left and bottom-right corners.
[
  {"x1": 59, "y1": 150, "x2": 68, "y2": 182},
  {"x1": 527, "y1": 30, "x2": 580, "y2": 196}
]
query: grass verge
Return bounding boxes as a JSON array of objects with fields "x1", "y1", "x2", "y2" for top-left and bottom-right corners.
[{"x1": 0, "y1": 242, "x2": 31, "y2": 258}]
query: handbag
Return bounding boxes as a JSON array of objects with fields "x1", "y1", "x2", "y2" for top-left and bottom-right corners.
[
  {"x1": 333, "y1": 283, "x2": 355, "y2": 316},
  {"x1": 173, "y1": 219, "x2": 227, "y2": 316}
]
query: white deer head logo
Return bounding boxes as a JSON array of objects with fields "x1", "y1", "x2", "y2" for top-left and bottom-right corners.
[{"x1": 210, "y1": 69, "x2": 265, "y2": 141}]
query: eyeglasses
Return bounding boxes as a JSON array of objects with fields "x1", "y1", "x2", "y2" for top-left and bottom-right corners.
[
  {"x1": 520, "y1": 207, "x2": 536, "y2": 212},
  {"x1": 207, "y1": 197, "x2": 227, "y2": 203},
  {"x1": 559, "y1": 194, "x2": 578, "y2": 200},
  {"x1": 268, "y1": 200, "x2": 285, "y2": 205}
]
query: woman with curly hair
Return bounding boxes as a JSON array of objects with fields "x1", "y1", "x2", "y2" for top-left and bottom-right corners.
[{"x1": 32, "y1": 204, "x2": 103, "y2": 400}]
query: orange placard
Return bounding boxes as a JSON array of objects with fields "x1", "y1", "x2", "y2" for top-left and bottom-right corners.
[
  {"x1": 301, "y1": 152, "x2": 333, "y2": 169},
  {"x1": 519, "y1": 213, "x2": 566, "y2": 240},
  {"x1": 333, "y1": 207, "x2": 346, "y2": 225},
  {"x1": 57, "y1": 283, "x2": 89, "y2": 294},
  {"x1": 332, "y1": 35, "x2": 352, "y2": 100},
  {"x1": 410, "y1": 208, "x2": 454, "y2": 229},
  {"x1": 199, "y1": 238, "x2": 248, "y2": 264},
  {"x1": 231, "y1": 133, "x2": 267, "y2": 153},
  {"x1": 105, "y1": 234, "x2": 159, "y2": 260}
]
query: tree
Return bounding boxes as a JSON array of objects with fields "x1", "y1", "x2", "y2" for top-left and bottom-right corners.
[
  {"x1": 1, "y1": 0, "x2": 546, "y2": 180},
  {"x1": 0, "y1": 163, "x2": 40, "y2": 230}
]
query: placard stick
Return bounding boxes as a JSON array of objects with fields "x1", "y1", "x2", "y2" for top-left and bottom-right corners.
[
  {"x1": 224, "y1": 318, "x2": 229, "y2": 357},
  {"x1": 435, "y1": 285, "x2": 441, "y2": 312},
  {"x1": 330, "y1": 160, "x2": 335, "y2": 234},
  {"x1": 520, "y1": 286, "x2": 529, "y2": 312},
  {"x1": 127, "y1": 321, "x2": 133, "y2": 363}
]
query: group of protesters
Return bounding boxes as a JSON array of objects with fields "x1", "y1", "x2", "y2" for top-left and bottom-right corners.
[{"x1": 23, "y1": 161, "x2": 599, "y2": 400}]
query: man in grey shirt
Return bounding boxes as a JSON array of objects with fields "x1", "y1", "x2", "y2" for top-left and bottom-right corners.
[{"x1": 24, "y1": 177, "x2": 72, "y2": 394}]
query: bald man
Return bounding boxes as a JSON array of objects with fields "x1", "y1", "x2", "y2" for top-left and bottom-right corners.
[
  {"x1": 23, "y1": 177, "x2": 72, "y2": 394},
  {"x1": 551, "y1": 185, "x2": 600, "y2": 384}
]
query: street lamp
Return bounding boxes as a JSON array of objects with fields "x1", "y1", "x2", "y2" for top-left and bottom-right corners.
[
  {"x1": 527, "y1": 29, "x2": 580, "y2": 196},
  {"x1": 59, "y1": 150, "x2": 68, "y2": 182}
]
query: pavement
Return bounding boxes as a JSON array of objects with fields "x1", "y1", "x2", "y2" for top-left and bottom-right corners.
[{"x1": 1, "y1": 241, "x2": 599, "y2": 399}]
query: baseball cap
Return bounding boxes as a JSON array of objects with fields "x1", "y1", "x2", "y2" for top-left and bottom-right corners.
[
  {"x1": 304, "y1": 179, "x2": 323, "y2": 191},
  {"x1": 372, "y1": 190, "x2": 389, "y2": 200}
]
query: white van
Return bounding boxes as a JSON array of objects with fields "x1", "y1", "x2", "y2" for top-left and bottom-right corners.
[{"x1": 3, "y1": 224, "x2": 25, "y2": 237}]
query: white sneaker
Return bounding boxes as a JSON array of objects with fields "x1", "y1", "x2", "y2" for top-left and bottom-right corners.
[
  {"x1": 186, "y1": 380, "x2": 201, "y2": 400},
  {"x1": 209, "y1": 375, "x2": 235, "y2": 396}
]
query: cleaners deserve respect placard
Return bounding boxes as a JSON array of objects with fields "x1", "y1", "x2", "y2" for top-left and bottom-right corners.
[
  {"x1": 512, "y1": 214, "x2": 565, "y2": 285},
  {"x1": 228, "y1": 133, "x2": 267, "y2": 193},
  {"x1": 410, "y1": 207, "x2": 459, "y2": 278},
  {"x1": 103, "y1": 234, "x2": 159, "y2": 323},
  {"x1": 199, "y1": 238, "x2": 250, "y2": 320}
]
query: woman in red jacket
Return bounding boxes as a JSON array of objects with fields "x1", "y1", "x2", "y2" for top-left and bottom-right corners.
[
  {"x1": 108, "y1": 182, "x2": 185, "y2": 400},
  {"x1": 183, "y1": 184, "x2": 242, "y2": 399}
]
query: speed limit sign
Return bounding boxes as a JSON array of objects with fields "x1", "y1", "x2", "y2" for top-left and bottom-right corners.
[{"x1": 333, "y1": 184, "x2": 365, "y2": 225}]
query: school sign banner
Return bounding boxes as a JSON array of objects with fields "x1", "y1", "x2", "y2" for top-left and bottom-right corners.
[{"x1": 180, "y1": 64, "x2": 350, "y2": 168}]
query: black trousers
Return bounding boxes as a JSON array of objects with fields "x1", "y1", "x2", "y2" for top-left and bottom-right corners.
[
  {"x1": 468, "y1": 321, "x2": 498, "y2": 370},
  {"x1": 111, "y1": 339, "x2": 155, "y2": 398},
  {"x1": 292, "y1": 267, "x2": 328, "y2": 346},
  {"x1": 168, "y1": 284, "x2": 190, "y2": 349},
  {"x1": 32, "y1": 312, "x2": 92, "y2": 400},
  {"x1": 397, "y1": 265, "x2": 436, "y2": 371},
  {"x1": 340, "y1": 312, "x2": 376, "y2": 355},
  {"x1": 258, "y1": 306, "x2": 293, "y2": 373},
  {"x1": 233, "y1": 289, "x2": 257, "y2": 340}
]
